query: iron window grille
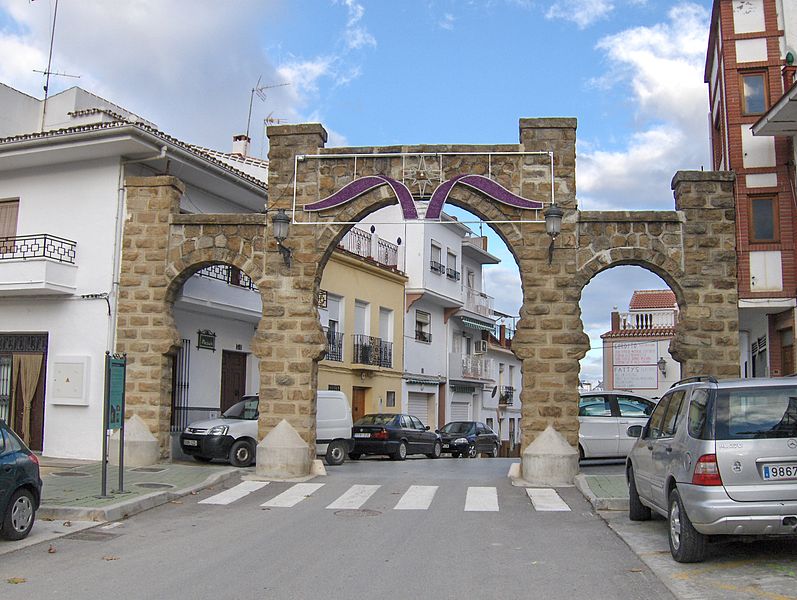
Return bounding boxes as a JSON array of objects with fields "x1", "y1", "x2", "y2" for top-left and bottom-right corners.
[
  {"x1": 430, "y1": 260, "x2": 445, "y2": 274},
  {"x1": 499, "y1": 386, "x2": 515, "y2": 406},
  {"x1": 323, "y1": 327, "x2": 344, "y2": 362}
]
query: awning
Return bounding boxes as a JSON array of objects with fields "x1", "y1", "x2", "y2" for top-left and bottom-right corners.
[
  {"x1": 460, "y1": 317, "x2": 495, "y2": 331},
  {"x1": 404, "y1": 376, "x2": 443, "y2": 385}
]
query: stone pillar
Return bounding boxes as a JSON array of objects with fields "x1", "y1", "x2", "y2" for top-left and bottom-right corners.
[
  {"x1": 258, "y1": 125, "x2": 329, "y2": 472},
  {"x1": 514, "y1": 118, "x2": 586, "y2": 461},
  {"x1": 671, "y1": 171, "x2": 740, "y2": 378},
  {"x1": 117, "y1": 176, "x2": 183, "y2": 456}
]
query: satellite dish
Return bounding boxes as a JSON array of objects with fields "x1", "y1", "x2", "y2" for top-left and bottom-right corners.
[{"x1": 491, "y1": 386, "x2": 498, "y2": 398}]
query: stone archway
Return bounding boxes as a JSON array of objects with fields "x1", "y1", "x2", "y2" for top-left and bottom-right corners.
[{"x1": 118, "y1": 122, "x2": 739, "y2": 479}]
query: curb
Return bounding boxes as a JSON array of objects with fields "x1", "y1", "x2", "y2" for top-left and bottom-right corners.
[
  {"x1": 38, "y1": 467, "x2": 240, "y2": 522},
  {"x1": 574, "y1": 474, "x2": 629, "y2": 511}
]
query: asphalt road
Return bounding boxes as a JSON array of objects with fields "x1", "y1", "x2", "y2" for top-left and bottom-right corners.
[{"x1": 0, "y1": 456, "x2": 672, "y2": 600}]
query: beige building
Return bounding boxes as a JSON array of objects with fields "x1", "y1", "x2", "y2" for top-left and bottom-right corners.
[{"x1": 317, "y1": 227, "x2": 407, "y2": 422}]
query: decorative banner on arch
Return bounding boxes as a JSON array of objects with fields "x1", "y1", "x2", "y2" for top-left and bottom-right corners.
[{"x1": 304, "y1": 174, "x2": 542, "y2": 220}]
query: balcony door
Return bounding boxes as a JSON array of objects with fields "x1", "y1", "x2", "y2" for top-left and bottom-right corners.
[{"x1": 0, "y1": 199, "x2": 19, "y2": 253}]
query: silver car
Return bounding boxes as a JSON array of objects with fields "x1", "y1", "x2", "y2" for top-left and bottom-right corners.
[
  {"x1": 578, "y1": 391, "x2": 655, "y2": 459},
  {"x1": 626, "y1": 376, "x2": 797, "y2": 562}
]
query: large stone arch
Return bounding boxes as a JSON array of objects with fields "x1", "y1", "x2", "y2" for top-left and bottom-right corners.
[{"x1": 119, "y1": 123, "x2": 739, "y2": 477}]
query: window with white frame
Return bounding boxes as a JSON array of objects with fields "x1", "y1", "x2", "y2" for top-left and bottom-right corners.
[
  {"x1": 386, "y1": 391, "x2": 396, "y2": 407},
  {"x1": 430, "y1": 242, "x2": 444, "y2": 274},
  {"x1": 415, "y1": 310, "x2": 431, "y2": 343}
]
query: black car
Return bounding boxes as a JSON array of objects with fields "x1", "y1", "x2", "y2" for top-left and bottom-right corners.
[
  {"x1": 0, "y1": 420, "x2": 42, "y2": 541},
  {"x1": 438, "y1": 421, "x2": 500, "y2": 458},
  {"x1": 350, "y1": 414, "x2": 442, "y2": 461}
]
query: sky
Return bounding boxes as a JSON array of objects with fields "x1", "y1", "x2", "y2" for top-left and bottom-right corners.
[{"x1": 0, "y1": 0, "x2": 715, "y2": 383}]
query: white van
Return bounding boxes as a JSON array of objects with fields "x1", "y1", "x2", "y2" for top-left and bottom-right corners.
[{"x1": 179, "y1": 390, "x2": 354, "y2": 467}]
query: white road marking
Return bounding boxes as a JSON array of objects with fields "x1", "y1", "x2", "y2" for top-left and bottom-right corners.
[
  {"x1": 261, "y1": 483, "x2": 325, "y2": 508},
  {"x1": 198, "y1": 480, "x2": 270, "y2": 505},
  {"x1": 101, "y1": 522, "x2": 124, "y2": 530},
  {"x1": 464, "y1": 486, "x2": 499, "y2": 511},
  {"x1": 394, "y1": 485, "x2": 438, "y2": 510},
  {"x1": 326, "y1": 485, "x2": 381, "y2": 510},
  {"x1": 526, "y1": 488, "x2": 571, "y2": 512}
]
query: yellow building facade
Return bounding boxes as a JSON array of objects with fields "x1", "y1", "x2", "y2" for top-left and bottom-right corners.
[{"x1": 318, "y1": 241, "x2": 407, "y2": 422}]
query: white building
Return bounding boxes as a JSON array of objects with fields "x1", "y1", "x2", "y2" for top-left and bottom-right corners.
[{"x1": 0, "y1": 84, "x2": 267, "y2": 459}]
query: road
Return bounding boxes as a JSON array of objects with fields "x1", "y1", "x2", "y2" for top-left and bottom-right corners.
[{"x1": 0, "y1": 457, "x2": 671, "y2": 600}]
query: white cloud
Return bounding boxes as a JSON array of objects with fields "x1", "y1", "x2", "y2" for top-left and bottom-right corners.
[
  {"x1": 342, "y1": 0, "x2": 376, "y2": 49},
  {"x1": 546, "y1": 0, "x2": 614, "y2": 29},
  {"x1": 439, "y1": 13, "x2": 455, "y2": 30},
  {"x1": 483, "y1": 266, "x2": 522, "y2": 317},
  {"x1": 578, "y1": 3, "x2": 711, "y2": 210}
]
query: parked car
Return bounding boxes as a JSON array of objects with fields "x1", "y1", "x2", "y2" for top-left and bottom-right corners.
[
  {"x1": 0, "y1": 419, "x2": 42, "y2": 541},
  {"x1": 626, "y1": 376, "x2": 797, "y2": 563},
  {"x1": 578, "y1": 391, "x2": 656, "y2": 459},
  {"x1": 350, "y1": 413, "x2": 442, "y2": 460},
  {"x1": 179, "y1": 391, "x2": 354, "y2": 466},
  {"x1": 438, "y1": 421, "x2": 500, "y2": 458}
]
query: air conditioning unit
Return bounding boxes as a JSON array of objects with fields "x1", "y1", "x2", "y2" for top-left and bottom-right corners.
[{"x1": 474, "y1": 340, "x2": 487, "y2": 354}]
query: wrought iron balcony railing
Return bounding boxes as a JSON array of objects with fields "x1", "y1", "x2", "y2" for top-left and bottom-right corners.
[
  {"x1": 499, "y1": 386, "x2": 515, "y2": 406},
  {"x1": 323, "y1": 327, "x2": 344, "y2": 362},
  {"x1": 376, "y1": 238, "x2": 398, "y2": 267},
  {"x1": 195, "y1": 264, "x2": 257, "y2": 291},
  {"x1": 352, "y1": 334, "x2": 392, "y2": 368},
  {"x1": 415, "y1": 330, "x2": 432, "y2": 343},
  {"x1": 430, "y1": 260, "x2": 445, "y2": 274},
  {"x1": 338, "y1": 226, "x2": 371, "y2": 259},
  {"x1": 446, "y1": 267, "x2": 461, "y2": 281},
  {"x1": 0, "y1": 234, "x2": 77, "y2": 264}
]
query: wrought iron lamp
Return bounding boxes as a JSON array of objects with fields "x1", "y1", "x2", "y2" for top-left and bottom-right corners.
[
  {"x1": 271, "y1": 208, "x2": 292, "y2": 267},
  {"x1": 657, "y1": 356, "x2": 667, "y2": 376},
  {"x1": 543, "y1": 203, "x2": 564, "y2": 264}
]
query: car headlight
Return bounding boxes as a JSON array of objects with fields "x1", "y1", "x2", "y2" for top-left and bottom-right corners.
[
  {"x1": 454, "y1": 437, "x2": 469, "y2": 444},
  {"x1": 208, "y1": 425, "x2": 229, "y2": 436}
]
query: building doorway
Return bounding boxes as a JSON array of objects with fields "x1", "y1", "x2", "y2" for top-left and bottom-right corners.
[
  {"x1": 352, "y1": 387, "x2": 366, "y2": 422},
  {"x1": 220, "y1": 350, "x2": 247, "y2": 413}
]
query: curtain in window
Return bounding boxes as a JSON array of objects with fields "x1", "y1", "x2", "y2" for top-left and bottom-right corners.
[{"x1": 11, "y1": 354, "x2": 43, "y2": 444}]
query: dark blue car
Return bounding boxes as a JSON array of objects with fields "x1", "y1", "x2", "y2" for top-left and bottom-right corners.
[
  {"x1": 0, "y1": 420, "x2": 42, "y2": 541},
  {"x1": 350, "y1": 414, "x2": 441, "y2": 460}
]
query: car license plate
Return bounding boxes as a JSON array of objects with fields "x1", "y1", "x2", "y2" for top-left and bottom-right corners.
[
  {"x1": 763, "y1": 463, "x2": 797, "y2": 481},
  {"x1": 354, "y1": 433, "x2": 370, "y2": 438},
  {"x1": 183, "y1": 439, "x2": 198, "y2": 447},
  {"x1": 442, "y1": 444, "x2": 450, "y2": 449}
]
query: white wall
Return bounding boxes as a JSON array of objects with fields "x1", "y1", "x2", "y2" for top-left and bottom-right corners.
[
  {"x1": 0, "y1": 84, "x2": 40, "y2": 137},
  {"x1": 404, "y1": 297, "x2": 448, "y2": 379}
]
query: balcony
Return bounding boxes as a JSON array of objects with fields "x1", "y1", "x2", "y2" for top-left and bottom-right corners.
[
  {"x1": 449, "y1": 353, "x2": 493, "y2": 381},
  {"x1": 617, "y1": 311, "x2": 675, "y2": 331},
  {"x1": 463, "y1": 287, "x2": 493, "y2": 317},
  {"x1": 0, "y1": 234, "x2": 78, "y2": 295},
  {"x1": 195, "y1": 264, "x2": 257, "y2": 291},
  {"x1": 430, "y1": 260, "x2": 445, "y2": 275},
  {"x1": 323, "y1": 327, "x2": 344, "y2": 362},
  {"x1": 446, "y1": 267, "x2": 461, "y2": 281},
  {"x1": 338, "y1": 227, "x2": 399, "y2": 269},
  {"x1": 352, "y1": 334, "x2": 393, "y2": 368},
  {"x1": 177, "y1": 264, "x2": 261, "y2": 322},
  {"x1": 499, "y1": 386, "x2": 515, "y2": 406}
]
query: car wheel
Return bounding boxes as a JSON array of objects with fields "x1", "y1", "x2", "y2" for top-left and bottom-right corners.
[
  {"x1": 467, "y1": 444, "x2": 478, "y2": 458},
  {"x1": 668, "y1": 488, "x2": 707, "y2": 563},
  {"x1": 348, "y1": 452, "x2": 361, "y2": 460},
  {"x1": 325, "y1": 440, "x2": 347, "y2": 466},
  {"x1": 229, "y1": 440, "x2": 254, "y2": 467},
  {"x1": 1, "y1": 488, "x2": 36, "y2": 541},
  {"x1": 391, "y1": 441, "x2": 408, "y2": 461},
  {"x1": 628, "y1": 467, "x2": 651, "y2": 521},
  {"x1": 192, "y1": 455, "x2": 213, "y2": 463},
  {"x1": 426, "y1": 441, "x2": 442, "y2": 459},
  {"x1": 489, "y1": 443, "x2": 499, "y2": 458}
]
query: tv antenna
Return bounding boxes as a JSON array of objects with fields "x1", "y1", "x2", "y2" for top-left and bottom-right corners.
[
  {"x1": 32, "y1": 0, "x2": 81, "y2": 131},
  {"x1": 264, "y1": 112, "x2": 288, "y2": 126},
  {"x1": 245, "y1": 76, "x2": 290, "y2": 138}
]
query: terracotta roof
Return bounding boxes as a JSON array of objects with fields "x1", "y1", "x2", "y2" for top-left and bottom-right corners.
[
  {"x1": 601, "y1": 328, "x2": 675, "y2": 339},
  {"x1": 629, "y1": 289, "x2": 676, "y2": 310},
  {"x1": 0, "y1": 118, "x2": 268, "y2": 190},
  {"x1": 190, "y1": 144, "x2": 270, "y2": 168}
]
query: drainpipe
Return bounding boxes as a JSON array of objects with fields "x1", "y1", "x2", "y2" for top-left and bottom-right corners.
[{"x1": 106, "y1": 146, "x2": 168, "y2": 353}]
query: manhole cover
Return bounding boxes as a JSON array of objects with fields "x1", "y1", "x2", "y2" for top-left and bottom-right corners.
[
  {"x1": 130, "y1": 467, "x2": 167, "y2": 474},
  {"x1": 333, "y1": 509, "x2": 382, "y2": 518},
  {"x1": 50, "y1": 471, "x2": 91, "y2": 477},
  {"x1": 65, "y1": 530, "x2": 122, "y2": 542},
  {"x1": 134, "y1": 482, "x2": 175, "y2": 490}
]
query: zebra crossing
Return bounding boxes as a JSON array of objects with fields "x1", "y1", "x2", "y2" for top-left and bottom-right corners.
[{"x1": 198, "y1": 480, "x2": 573, "y2": 513}]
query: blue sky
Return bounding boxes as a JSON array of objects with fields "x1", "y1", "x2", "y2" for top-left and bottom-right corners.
[{"x1": 0, "y1": 0, "x2": 715, "y2": 383}]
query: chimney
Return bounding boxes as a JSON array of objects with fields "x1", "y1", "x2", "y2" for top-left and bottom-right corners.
[
  {"x1": 232, "y1": 134, "x2": 251, "y2": 156},
  {"x1": 611, "y1": 311, "x2": 620, "y2": 331},
  {"x1": 499, "y1": 324, "x2": 506, "y2": 343}
]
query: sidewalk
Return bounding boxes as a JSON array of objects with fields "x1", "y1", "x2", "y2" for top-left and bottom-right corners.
[{"x1": 37, "y1": 456, "x2": 240, "y2": 522}]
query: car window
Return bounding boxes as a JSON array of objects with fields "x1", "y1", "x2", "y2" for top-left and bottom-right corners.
[
  {"x1": 687, "y1": 388, "x2": 711, "y2": 439},
  {"x1": 400, "y1": 415, "x2": 412, "y2": 429},
  {"x1": 715, "y1": 385, "x2": 797, "y2": 439},
  {"x1": 617, "y1": 396, "x2": 654, "y2": 418},
  {"x1": 476, "y1": 424, "x2": 485, "y2": 434},
  {"x1": 0, "y1": 429, "x2": 6, "y2": 455},
  {"x1": 2, "y1": 427, "x2": 23, "y2": 453},
  {"x1": 579, "y1": 397, "x2": 611, "y2": 417},
  {"x1": 441, "y1": 422, "x2": 471, "y2": 434},
  {"x1": 661, "y1": 390, "x2": 686, "y2": 437},
  {"x1": 354, "y1": 414, "x2": 395, "y2": 426},
  {"x1": 410, "y1": 416, "x2": 425, "y2": 430},
  {"x1": 646, "y1": 395, "x2": 671, "y2": 439}
]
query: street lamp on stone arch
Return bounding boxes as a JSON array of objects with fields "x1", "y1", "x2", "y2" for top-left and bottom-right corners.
[
  {"x1": 271, "y1": 208, "x2": 292, "y2": 267},
  {"x1": 543, "y1": 203, "x2": 564, "y2": 265}
]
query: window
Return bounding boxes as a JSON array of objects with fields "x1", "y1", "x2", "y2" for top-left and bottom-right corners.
[
  {"x1": 617, "y1": 396, "x2": 655, "y2": 417},
  {"x1": 578, "y1": 396, "x2": 612, "y2": 417},
  {"x1": 386, "y1": 391, "x2": 396, "y2": 407},
  {"x1": 415, "y1": 310, "x2": 431, "y2": 343},
  {"x1": 687, "y1": 389, "x2": 711, "y2": 439},
  {"x1": 466, "y1": 269, "x2": 475, "y2": 289},
  {"x1": 410, "y1": 415, "x2": 425, "y2": 430},
  {"x1": 715, "y1": 386, "x2": 797, "y2": 439},
  {"x1": 741, "y1": 71, "x2": 768, "y2": 115},
  {"x1": 486, "y1": 417, "x2": 494, "y2": 430},
  {"x1": 446, "y1": 251, "x2": 460, "y2": 281},
  {"x1": 430, "y1": 242, "x2": 444, "y2": 274},
  {"x1": 379, "y1": 307, "x2": 393, "y2": 342},
  {"x1": 661, "y1": 390, "x2": 686, "y2": 437},
  {"x1": 354, "y1": 300, "x2": 369, "y2": 335},
  {"x1": 646, "y1": 395, "x2": 671, "y2": 439},
  {"x1": 750, "y1": 197, "x2": 778, "y2": 243},
  {"x1": 0, "y1": 199, "x2": 19, "y2": 239}
]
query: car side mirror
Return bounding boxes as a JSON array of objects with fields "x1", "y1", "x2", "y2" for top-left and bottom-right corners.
[
  {"x1": 627, "y1": 425, "x2": 643, "y2": 438},
  {"x1": 425, "y1": 426, "x2": 430, "y2": 431}
]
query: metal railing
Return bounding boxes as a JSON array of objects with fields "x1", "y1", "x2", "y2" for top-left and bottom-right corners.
[
  {"x1": 323, "y1": 327, "x2": 344, "y2": 362},
  {"x1": 352, "y1": 334, "x2": 392, "y2": 368},
  {"x1": 463, "y1": 286, "x2": 493, "y2": 317},
  {"x1": 499, "y1": 386, "x2": 515, "y2": 406},
  {"x1": 460, "y1": 354, "x2": 492, "y2": 379},
  {"x1": 446, "y1": 267, "x2": 461, "y2": 281},
  {"x1": 415, "y1": 330, "x2": 432, "y2": 343},
  {"x1": 376, "y1": 238, "x2": 398, "y2": 267},
  {"x1": 617, "y1": 311, "x2": 675, "y2": 330},
  {"x1": 338, "y1": 227, "x2": 371, "y2": 259},
  {"x1": 0, "y1": 234, "x2": 77, "y2": 263},
  {"x1": 195, "y1": 264, "x2": 257, "y2": 291},
  {"x1": 430, "y1": 260, "x2": 445, "y2": 274}
]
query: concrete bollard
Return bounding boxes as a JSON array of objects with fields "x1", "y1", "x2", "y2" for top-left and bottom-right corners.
[
  {"x1": 255, "y1": 419, "x2": 312, "y2": 479},
  {"x1": 109, "y1": 414, "x2": 159, "y2": 467},
  {"x1": 521, "y1": 425, "x2": 579, "y2": 486}
]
